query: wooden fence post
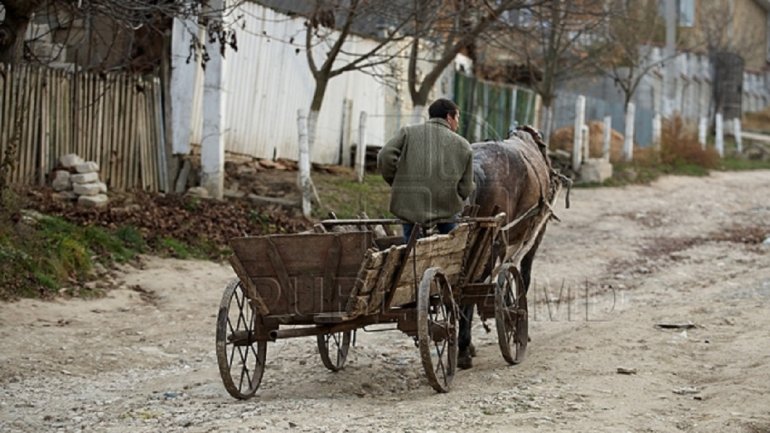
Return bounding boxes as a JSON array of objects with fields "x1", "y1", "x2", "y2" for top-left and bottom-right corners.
[
  {"x1": 572, "y1": 95, "x2": 585, "y2": 172},
  {"x1": 623, "y1": 102, "x2": 635, "y2": 161},
  {"x1": 652, "y1": 113, "x2": 662, "y2": 152},
  {"x1": 698, "y1": 117, "x2": 707, "y2": 149},
  {"x1": 733, "y1": 118, "x2": 742, "y2": 154},
  {"x1": 602, "y1": 115, "x2": 611, "y2": 162},
  {"x1": 298, "y1": 109, "x2": 312, "y2": 218},
  {"x1": 356, "y1": 111, "x2": 367, "y2": 183},
  {"x1": 715, "y1": 113, "x2": 724, "y2": 157}
]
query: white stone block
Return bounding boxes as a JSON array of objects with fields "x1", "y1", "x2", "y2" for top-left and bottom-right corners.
[
  {"x1": 52, "y1": 170, "x2": 71, "y2": 191},
  {"x1": 60, "y1": 153, "x2": 84, "y2": 168},
  {"x1": 73, "y1": 182, "x2": 101, "y2": 196},
  {"x1": 78, "y1": 194, "x2": 109, "y2": 208},
  {"x1": 185, "y1": 186, "x2": 209, "y2": 198},
  {"x1": 71, "y1": 172, "x2": 99, "y2": 184},
  {"x1": 75, "y1": 161, "x2": 99, "y2": 174},
  {"x1": 580, "y1": 158, "x2": 613, "y2": 183},
  {"x1": 97, "y1": 182, "x2": 107, "y2": 193},
  {"x1": 52, "y1": 191, "x2": 77, "y2": 201}
]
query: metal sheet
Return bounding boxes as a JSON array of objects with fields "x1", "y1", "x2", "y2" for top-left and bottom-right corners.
[{"x1": 184, "y1": 3, "x2": 396, "y2": 164}]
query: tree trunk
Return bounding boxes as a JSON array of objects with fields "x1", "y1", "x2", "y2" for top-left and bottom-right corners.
[
  {"x1": 540, "y1": 103, "x2": 554, "y2": 146},
  {"x1": 410, "y1": 105, "x2": 425, "y2": 125},
  {"x1": 308, "y1": 77, "x2": 329, "y2": 150},
  {"x1": 0, "y1": 11, "x2": 31, "y2": 64}
]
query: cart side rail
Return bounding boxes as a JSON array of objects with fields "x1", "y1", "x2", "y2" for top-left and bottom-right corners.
[{"x1": 346, "y1": 223, "x2": 473, "y2": 316}]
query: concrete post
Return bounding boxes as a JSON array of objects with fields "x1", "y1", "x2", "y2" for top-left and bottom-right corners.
[
  {"x1": 652, "y1": 113, "x2": 662, "y2": 152},
  {"x1": 297, "y1": 109, "x2": 312, "y2": 217},
  {"x1": 624, "y1": 102, "x2": 635, "y2": 161},
  {"x1": 572, "y1": 95, "x2": 586, "y2": 172},
  {"x1": 200, "y1": 0, "x2": 226, "y2": 200},
  {"x1": 581, "y1": 124, "x2": 590, "y2": 162},
  {"x1": 356, "y1": 111, "x2": 367, "y2": 183},
  {"x1": 715, "y1": 113, "x2": 724, "y2": 157},
  {"x1": 170, "y1": 17, "x2": 198, "y2": 156},
  {"x1": 698, "y1": 117, "x2": 707, "y2": 149},
  {"x1": 733, "y1": 118, "x2": 743, "y2": 154},
  {"x1": 663, "y1": 0, "x2": 677, "y2": 116},
  {"x1": 602, "y1": 115, "x2": 612, "y2": 162}
]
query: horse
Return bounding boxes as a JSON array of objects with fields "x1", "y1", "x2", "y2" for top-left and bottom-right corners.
[{"x1": 458, "y1": 125, "x2": 564, "y2": 369}]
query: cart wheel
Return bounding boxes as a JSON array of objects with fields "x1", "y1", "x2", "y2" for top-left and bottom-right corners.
[
  {"x1": 495, "y1": 265, "x2": 528, "y2": 365},
  {"x1": 317, "y1": 330, "x2": 351, "y2": 372},
  {"x1": 216, "y1": 279, "x2": 267, "y2": 399},
  {"x1": 417, "y1": 267, "x2": 458, "y2": 393}
]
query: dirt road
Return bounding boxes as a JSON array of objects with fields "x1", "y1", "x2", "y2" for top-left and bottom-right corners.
[{"x1": 1, "y1": 170, "x2": 769, "y2": 433}]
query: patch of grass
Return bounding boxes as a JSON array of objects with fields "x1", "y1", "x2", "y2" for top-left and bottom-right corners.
[
  {"x1": 718, "y1": 157, "x2": 770, "y2": 171},
  {"x1": 152, "y1": 235, "x2": 229, "y2": 261},
  {"x1": 314, "y1": 171, "x2": 392, "y2": 219},
  {"x1": 157, "y1": 237, "x2": 192, "y2": 259},
  {"x1": 0, "y1": 192, "x2": 148, "y2": 300},
  {"x1": 116, "y1": 226, "x2": 146, "y2": 252}
]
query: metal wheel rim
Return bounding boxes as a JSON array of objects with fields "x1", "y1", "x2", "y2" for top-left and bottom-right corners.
[
  {"x1": 216, "y1": 279, "x2": 267, "y2": 399},
  {"x1": 495, "y1": 266, "x2": 528, "y2": 365},
  {"x1": 317, "y1": 330, "x2": 351, "y2": 372},
  {"x1": 417, "y1": 268, "x2": 458, "y2": 393}
]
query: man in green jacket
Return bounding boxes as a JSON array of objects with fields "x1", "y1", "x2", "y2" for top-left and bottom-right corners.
[{"x1": 378, "y1": 98, "x2": 475, "y2": 240}]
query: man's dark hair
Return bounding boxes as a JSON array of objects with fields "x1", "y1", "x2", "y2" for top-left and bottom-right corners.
[{"x1": 428, "y1": 98, "x2": 459, "y2": 119}]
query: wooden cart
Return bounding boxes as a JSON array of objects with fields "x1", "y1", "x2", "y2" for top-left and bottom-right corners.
[{"x1": 216, "y1": 184, "x2": 563, "y2": 399}]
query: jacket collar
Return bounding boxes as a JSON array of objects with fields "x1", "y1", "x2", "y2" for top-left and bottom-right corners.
[{"x1": 427, "y1": 118, "x2": 451, "y2": 129}]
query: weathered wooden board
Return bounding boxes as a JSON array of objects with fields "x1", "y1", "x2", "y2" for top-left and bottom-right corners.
[
  {"x1": 354, "y1": 224, "x2": 472, "y2": 311},
  {"x1": 230, "y1": 232, "x2": 373, "y2": 317}
]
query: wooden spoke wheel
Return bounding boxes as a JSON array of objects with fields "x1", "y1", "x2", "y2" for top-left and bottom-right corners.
[
  {"x1": 216, "y1": 279, "x2": 267, "y2": 399},
  {"x1": 495, "y1": 265, "x2": 528, "y2": 365},
  {"x1": 417, "y1": 268, "x2": 458, "y2": 393},
  {"x1": 317, "y1": 330, "x2": 351, "y2": 372}
]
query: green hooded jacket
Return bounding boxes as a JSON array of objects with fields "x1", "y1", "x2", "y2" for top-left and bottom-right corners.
[{"x1": 377, "y1": 118, "x2": 475, "y2": 224}]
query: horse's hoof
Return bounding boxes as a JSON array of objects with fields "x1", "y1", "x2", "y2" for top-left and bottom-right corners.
[{"x1": 458, "y1": 348, "x2": 473, "y2": 370}]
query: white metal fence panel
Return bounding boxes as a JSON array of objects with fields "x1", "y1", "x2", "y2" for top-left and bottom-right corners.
[{"x1": 181, "y1": 3, "x2": 391, "y2": 164}]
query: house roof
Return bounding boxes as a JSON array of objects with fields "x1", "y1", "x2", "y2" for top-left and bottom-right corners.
[{"x1": 253, "y1": 0, "x2": 413, "y2": 39}]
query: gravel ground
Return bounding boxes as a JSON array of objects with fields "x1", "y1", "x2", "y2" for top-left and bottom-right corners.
[{"x1": 1, "y1": 170, "x2": 769, "y2": 433}]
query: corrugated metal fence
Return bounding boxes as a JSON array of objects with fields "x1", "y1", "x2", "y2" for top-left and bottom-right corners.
[
  {"x1": 0, "y1": 63, "x2": 166, "y2": 191},
  {"x1": 454, "y1": 73, "x2": 538, "y2": 143},
  {"x1": 552, "y1": 92, "x2": 655, "y2": 147}
]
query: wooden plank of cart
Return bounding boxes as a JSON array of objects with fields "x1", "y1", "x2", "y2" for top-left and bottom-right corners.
[{"x1": 215, "y1": 181, "x2": 563, "y2": 399}]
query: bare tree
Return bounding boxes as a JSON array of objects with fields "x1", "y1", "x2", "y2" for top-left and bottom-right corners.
[
  {"x1": 696, "y1": 0, "x2": 763, "y2": 121},
  {"x1": 0, "y1": 0, "x2": 242, "y2": 70},
  {"x1": 405, "y1": 0, "x2": 526, "y2": 122},
  {"x1": 596, "y1": 0, "x2": 666, "y2": 111},
  {"x1": 0, "y1": 0, "x2": 46, "y2": 63},
  {"x1": 483, "y1": 0, "x2": 608, "y2": 140},
  {"x1": 303, "y1": 0, "x2": 412, "y2": 151}
]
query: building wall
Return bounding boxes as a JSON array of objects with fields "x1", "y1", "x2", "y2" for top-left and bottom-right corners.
[
  {"x1": 734, "y1": 0, "x2": 769, "y2": 70},
  {"x1": 688, "y1": 0, "x2": 769, "y2": 71},
  {"x1": 556, "y1": 46, "x2": 769, "y2": 146}
]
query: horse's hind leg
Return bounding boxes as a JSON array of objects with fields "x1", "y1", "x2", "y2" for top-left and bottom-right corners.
[
  {"x1": 458, "y1": 304, "x2": 474, "y2": 369},
  {"x1": 520, "y1": 228, "x2": 546, "y2": 293}
]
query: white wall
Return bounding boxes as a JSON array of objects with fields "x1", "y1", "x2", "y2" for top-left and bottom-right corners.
[{"x1": 172, "y1": 3, "x2": 403, "y2": 164}]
